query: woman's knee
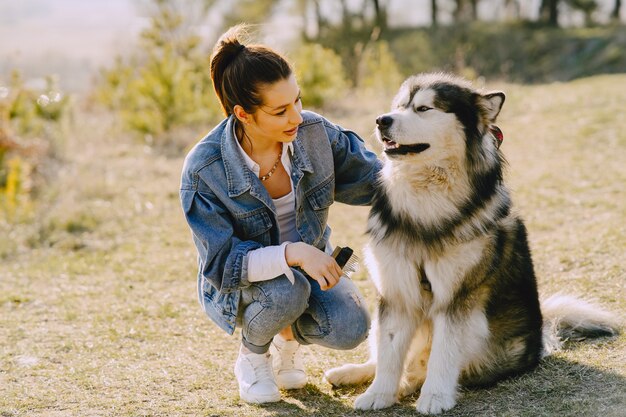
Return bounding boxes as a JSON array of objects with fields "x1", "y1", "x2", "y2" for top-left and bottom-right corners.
[
  {"x1": 269, "y1": 271, "x2": 311, "y2": 321},
  {"x1": 329, "y1": 305, "x2": 371, "y2": 350}
]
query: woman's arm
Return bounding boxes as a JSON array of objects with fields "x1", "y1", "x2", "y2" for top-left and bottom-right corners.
[
  {"x1": 330, "y1": 127, "x2": 383, "y2": 205},
  {"x1": 285, "y1": 242, "x2": 342, "y2": 291},
  {"x1": 181, "y1": 188, "x2": 342, "y2": 292},
  {"x1": 180, "y1": 188, "x2": 263, "y2": 293}
]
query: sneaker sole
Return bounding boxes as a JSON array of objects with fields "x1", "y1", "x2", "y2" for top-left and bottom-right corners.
[
  {"x1": 277, "y1": 381, "x2": 307, "y2": 390},
  {"x1": 239, "y1": 389, "x2": 281, "y2": 404},
  {"x1": 276, "y1": 375, "x2": 307, "y2": 390}
]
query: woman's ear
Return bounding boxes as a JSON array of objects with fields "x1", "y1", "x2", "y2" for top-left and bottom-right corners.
[{"x1": 233, "y1": 105, "x2": 251, "y2": 125}]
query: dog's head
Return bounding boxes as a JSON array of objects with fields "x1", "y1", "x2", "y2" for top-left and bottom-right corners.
[{"x1": 377, "y1": 73, "x2": 505, "y2": 164}]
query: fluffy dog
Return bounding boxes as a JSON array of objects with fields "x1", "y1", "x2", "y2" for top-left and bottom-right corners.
[{"x1": 325, "y1": 73, "x2": 618, "y2": 414}]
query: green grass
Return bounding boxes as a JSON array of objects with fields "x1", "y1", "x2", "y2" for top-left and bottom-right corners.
[{"x1": 1, "y1": 75, "x2": 625, "y2": 416}]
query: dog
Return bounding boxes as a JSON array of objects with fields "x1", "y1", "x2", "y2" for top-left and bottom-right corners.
[{"x1": 325, "y1": 73, "x2": 619, "y2": 414}]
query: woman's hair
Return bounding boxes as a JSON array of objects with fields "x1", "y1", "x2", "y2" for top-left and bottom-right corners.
[{"x1": 210, "y1": 25, "x2": 293, "y2": 117}]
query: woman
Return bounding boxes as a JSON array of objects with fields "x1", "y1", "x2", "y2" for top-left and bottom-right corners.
[{"x1": 180, "y1": 25, "x2": 382, "y2": 404}]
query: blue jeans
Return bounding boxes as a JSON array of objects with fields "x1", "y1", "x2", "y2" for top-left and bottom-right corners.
[{"x1": 237, "y1": 269, "x2": 370, "y2": 354}]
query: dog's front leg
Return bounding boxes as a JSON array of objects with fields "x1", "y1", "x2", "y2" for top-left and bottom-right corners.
[
  {"x1": 354, "y1": 299, "x2": 418, "y2": 410},
  {"x1": 416, "y1": 311, "x2": 483, "y2": 414}
]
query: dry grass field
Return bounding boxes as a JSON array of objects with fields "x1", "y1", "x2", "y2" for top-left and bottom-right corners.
[{"x1": 1, "y1": 74, "x2": 625, "y2": 416}]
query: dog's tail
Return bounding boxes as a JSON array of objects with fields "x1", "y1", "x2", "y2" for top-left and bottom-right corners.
[{"x1": 540, "y1": 293, "x2": 620, "y2": 357}]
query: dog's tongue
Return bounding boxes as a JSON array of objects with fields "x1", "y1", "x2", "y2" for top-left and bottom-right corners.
[
  {"x1": 384, "y1": 140, "x2": 398, "y2": 149},
  {"x1": 490, "y1": 125, "x2": 504, "y2": 148}
]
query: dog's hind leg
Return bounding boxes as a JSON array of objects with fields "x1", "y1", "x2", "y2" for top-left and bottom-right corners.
[
  {"x1": 354, "y1": 299, "x2": 419, "y2": 410},
  {"x1": 324, "y1": 361, "x2": 376, "y2": 386},
  {"x1": 399, "y1": 320, "x2": 432, "y2": 398},
  {"x1": 324, "y1": 317, "x2": 378, "y2": 386},
  {"x1": 416, "y1": 309, "x2": 488, "y2": 414}
]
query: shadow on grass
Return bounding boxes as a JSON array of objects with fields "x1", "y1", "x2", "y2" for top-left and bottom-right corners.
[
  {"x1": 252, "y1": 382, "x2": 417, "y2": 416},
  {"x1": 253, "y1": 383, "x2": 366, "y2": 416},
  {"x1": 453, "y1": 354, "x2": 626, "y2": 417},
  {"x1": 250, "y1": 349, "x2": 625, "y2": 416}
]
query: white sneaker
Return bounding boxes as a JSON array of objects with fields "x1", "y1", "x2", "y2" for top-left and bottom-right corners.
[
  {"x1": 234, "y1": 346, "x2": 281, "y2": 403},
  {"x1": 270, "y1": 335, "x2": 307, "y2": 389}
]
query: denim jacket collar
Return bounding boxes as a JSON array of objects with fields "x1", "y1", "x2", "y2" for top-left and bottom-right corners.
[
  {"x1": 291, "y1": 138, "x2": 315, "y2": 175},
  {"x1": 221, "y1": 116, "x2": 314, "y2": 199}
]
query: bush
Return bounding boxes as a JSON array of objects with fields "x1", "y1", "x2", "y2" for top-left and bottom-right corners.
[
  {"x1": 358, "y1": 41, "x2": 404, "y2": 92},
  {"x1": 384, "y1": 24, "x2": 626, "y2": 83},
  {"x1": 94, "y1": 4, "x2": 222, "y2": 147},
  {"x1": 389, "y1": 31, "x2": 441, "y2": 77},
  {"x1": 0, "y1": 70, "x2": 70, "y2": 221},
  {"x1": 290, "y1": 43, "x2": 348, "y2": 108}
]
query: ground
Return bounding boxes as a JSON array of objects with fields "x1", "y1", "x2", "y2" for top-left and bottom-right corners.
[{"x1": 1, "y1": 75, "x2": 624, "y2": 416}]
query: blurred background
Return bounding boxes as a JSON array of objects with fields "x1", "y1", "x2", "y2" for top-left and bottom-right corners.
[
  {"x1": 2, "y1": 2, "x2": 625, "y2": 415},
  {"x1": 0, "y1": 0, "x2": 626, "y2": 253},
  {"x1": 1, "y1": 0, "x2": 625, "y2": 225}
]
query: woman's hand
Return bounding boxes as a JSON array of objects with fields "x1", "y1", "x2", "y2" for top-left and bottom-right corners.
[{"x1": 285, "y1": 242, "x2": 343, "y2": 291}]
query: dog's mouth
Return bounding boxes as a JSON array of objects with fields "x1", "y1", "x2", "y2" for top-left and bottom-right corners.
[{"x1": 382, "y1": 137, "x2": 430, "y2": 155}]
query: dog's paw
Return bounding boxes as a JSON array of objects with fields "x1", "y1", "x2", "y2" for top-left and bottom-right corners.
[
  {"x1": 325, "y1": 362, "x2": 375, "y2": 387},
  {"x1": 415, "y1": 390, "x2": 457, "y2": 415},
  {"x1": 354, "y1": 390, "x2": 396, "y2": 410}
]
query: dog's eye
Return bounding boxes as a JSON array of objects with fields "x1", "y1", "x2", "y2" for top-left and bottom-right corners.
[{"x1": 415, "y1": 106, "x2": 431, "y2": 112}]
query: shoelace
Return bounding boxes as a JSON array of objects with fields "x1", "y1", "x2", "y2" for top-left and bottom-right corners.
[
  {"x1": 248, "y1": 354, "x2": 275, "y2": 383},
  {"x1": 277, "y1": 343, "x2": 300, "y2": 370}
]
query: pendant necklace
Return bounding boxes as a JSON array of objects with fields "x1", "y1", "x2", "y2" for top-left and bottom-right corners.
[{"x1": 260, "y1": 143, "x2": 283, "y2": 181}]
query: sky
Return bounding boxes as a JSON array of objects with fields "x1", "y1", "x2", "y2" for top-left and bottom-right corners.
[
  {"x1": 0, "y1": 0, "x2": 294, "y2": 91},
  {"x1": 0, "y1": 0, "x2": 141, "y2": 91},
  {"x1": 0, "y1": 0, "x2": 304, "y2": 92},
  {"x1": 0, "y1": 0, "x2": 622, "y2": 92},
  {"x1": 0, "y1": 0, "x2": 137, "y2": 59}
]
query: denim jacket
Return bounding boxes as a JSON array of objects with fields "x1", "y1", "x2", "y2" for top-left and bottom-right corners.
[{"x1": 180, "y1": 110, "x2": 382, "y2": 334}]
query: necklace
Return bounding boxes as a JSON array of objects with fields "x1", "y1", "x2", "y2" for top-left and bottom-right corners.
[{"x1": 259, "y1": 143, "x2": 283, "y2": 181}]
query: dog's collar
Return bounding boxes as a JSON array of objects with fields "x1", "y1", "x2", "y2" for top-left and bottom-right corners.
[{"x1": 490, "y1": 125, "x2": 504, "y2": 149}]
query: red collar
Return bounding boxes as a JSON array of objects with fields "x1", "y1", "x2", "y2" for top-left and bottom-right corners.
[{"x1": 489, "y1": 125, "x2": 504, "y2": 149}]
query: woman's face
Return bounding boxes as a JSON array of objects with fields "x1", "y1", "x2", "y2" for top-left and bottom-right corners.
[{"x1": 246, "y1": 73, "x2": 303, "y2": 145}]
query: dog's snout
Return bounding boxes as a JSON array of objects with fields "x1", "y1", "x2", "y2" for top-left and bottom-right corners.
[{"x1": 376, "y1": 115, "x2": 393, "y2": 128}]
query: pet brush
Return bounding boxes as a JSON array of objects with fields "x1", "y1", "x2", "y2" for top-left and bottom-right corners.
[{"x1": 331, "y1": 245, "x2": 360, "y2": 278}]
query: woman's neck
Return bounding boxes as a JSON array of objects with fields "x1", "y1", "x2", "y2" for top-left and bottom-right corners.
[{"x1": 237, "y1": 123, "x2": 281, "y2": 158}]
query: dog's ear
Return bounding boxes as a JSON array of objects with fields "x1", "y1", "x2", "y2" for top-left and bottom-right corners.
[{"x1": 481, "y1": 92, "x2": 505, "y2": 123}]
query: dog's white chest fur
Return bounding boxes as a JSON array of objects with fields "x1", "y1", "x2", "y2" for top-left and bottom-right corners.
[
  {"x1": 365, "y1": 156, "x2": 486, "y2": 312},
  {"x1": 377, "y1": 153, "x2": 471, "y2": 230},
  {"x1": 365, "y1": 232, "x2": 488, "y2": 313}
]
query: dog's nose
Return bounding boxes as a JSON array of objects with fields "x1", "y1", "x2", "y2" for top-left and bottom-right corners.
[{"x1": 376, "y1": 115, "x2": 393, "y2": 128}]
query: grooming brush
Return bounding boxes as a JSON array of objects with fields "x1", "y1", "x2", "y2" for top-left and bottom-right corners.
[{"x1": 331, "y1": 246, "x2": 360, "y2": 278}]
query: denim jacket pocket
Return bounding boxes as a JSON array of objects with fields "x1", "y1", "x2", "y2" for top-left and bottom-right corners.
[{"x1": 233, "y1": 208, "x2": 273, "y2": 242}]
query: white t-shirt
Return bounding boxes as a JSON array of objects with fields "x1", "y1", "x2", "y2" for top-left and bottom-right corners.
[{"x1": 233, "y1": 132, "x2": 298, "y2": 284}]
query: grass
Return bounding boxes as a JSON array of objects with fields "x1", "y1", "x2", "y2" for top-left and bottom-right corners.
[{"x1": 1, "y1": 74, "x2": 625, "y2": 416}]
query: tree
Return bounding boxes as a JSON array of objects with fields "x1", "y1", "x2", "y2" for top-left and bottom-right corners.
[
  {"x1": 611, "y1": 0, "x2": 622, "y2": 21},
  {"x1": 372, "y1": 0, "x2": 389, "y2": 32},
  {"x1": 470, "y1": 0, "x2": 479, "y2": 20},
  {"x1": 431, "y1": 0, "x2": 439, "y2": 27},
  {"x1": 96, "y1": 0, "x2": 221, "y2": 142},
  {"x1": 296, "y1": 0, "x2": 390, "y2": 87},
  {"x1": 540, "y1": 0, "x2": 560, "y2": 26},
  {"x1": 503, "y1": 0, "x2": 521, "y2": 20},
  {"x1": 566, "y1": 0, "x2": 598, "y2": 26},
  {"x1": 540, "y1": 0, "x2": 600, "y2": 26},
  {"x1": 453, "y1": 0, "x2": 480, "y2": 22},
  {"x1": 297, "y1": 0, "x2": 324, "y2": 41},
  {"x1": 221, "y1": 0, "x2": 280, "y2": 31}
]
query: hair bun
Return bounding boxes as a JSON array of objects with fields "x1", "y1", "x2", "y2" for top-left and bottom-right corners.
[
  {"x1": 219, "y1": 42, "x2": 245, "y2": 69},
  {"x1": 210, "y1": 24, "x2": 292, "y2": 117},
  {"x1": 232, "y1": 43, "x2": 246, "y2": 59}
]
